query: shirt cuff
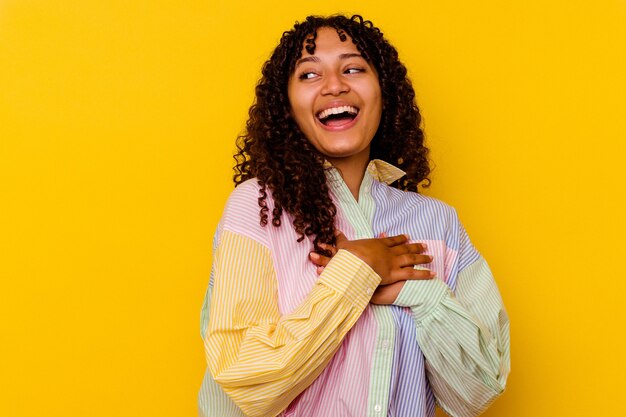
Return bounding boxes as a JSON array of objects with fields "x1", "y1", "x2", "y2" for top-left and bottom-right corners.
[
  {"x1": 317, "y1": 249, "x2": 381, "y2": 307},
  {"x1": 394, "y1": 278, "x2": 451, "y2": 323}
]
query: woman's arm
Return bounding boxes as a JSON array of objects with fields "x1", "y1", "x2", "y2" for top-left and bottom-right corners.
[
  {"x1": 392, "y1": 220, "x2": 510, "y2": 417},
  {"x1": 309, "y1": 218, "x2": 509, "y2": 417},
  {"x1": 205, "y1": 229, "x2": 380, "y2": 417}
]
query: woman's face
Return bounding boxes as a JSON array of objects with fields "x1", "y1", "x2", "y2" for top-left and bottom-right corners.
[{"x1": 287, "y1": 27, "x2": 382, "y2": 168}]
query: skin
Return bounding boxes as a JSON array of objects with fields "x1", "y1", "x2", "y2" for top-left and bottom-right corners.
[
  {"x1": 287, "y1": 27, "x2": 435, "y2": 303},
  {"x1": 311, "y1": 233, "x2": 434, "y2": 304},
  {"x1": 288, "y1": 27, "x2": 382, "y2": 200}
]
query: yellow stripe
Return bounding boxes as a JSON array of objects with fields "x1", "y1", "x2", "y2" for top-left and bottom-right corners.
[{"x1": 204, "y1": 230, "x2": 380, "y2": 417}]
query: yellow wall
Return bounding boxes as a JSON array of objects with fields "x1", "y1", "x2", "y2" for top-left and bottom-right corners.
[{"x1": 1, "y1": 1, "x2": 625, "y2": 416}]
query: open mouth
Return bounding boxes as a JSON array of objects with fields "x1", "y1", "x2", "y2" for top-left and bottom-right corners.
[{"x1": 316, "y1": 106, "x2": 359, "y2": 127}]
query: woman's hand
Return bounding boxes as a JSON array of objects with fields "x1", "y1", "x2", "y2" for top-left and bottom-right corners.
[
  {"x1": 309, "y1": 242, "x2": 338, "y2": 275},
  {"x1": 309, "y1": 231, "x2": 434, "y2": 287},
  {"x1": 370, "y1": 281, "x2": 407, "y2": 305}
]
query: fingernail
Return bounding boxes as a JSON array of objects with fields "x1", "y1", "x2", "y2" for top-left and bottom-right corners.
[
  {"x1": 430, "y1": 271, "x2": 436, "y2": 277},
  {"x1": 428, "y1": 255, "x2": 433, "y2": 262},
  {"x1": 422, "y1": 243, "x2": 428, "y2": 250},
  {"x1": 310, "y1": 252, "x2": 319, "y2": 260}
]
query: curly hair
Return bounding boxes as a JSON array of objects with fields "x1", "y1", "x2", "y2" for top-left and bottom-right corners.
[{"x1": 233, "y1": 14, "x2": 430, "y2": 254}]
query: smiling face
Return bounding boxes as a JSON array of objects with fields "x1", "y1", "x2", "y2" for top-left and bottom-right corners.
[{"x1": 287, "y1": 27, "x2": 382, "y2": 171}]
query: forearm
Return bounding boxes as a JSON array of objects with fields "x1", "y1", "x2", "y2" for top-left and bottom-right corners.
[{"x1": 395, "y1": 257, "x2": 510, "y2": 417}]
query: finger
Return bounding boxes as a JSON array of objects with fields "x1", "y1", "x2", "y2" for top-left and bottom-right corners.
[
  {"x1": 382, "y1": 234, "x2": 409, "y2": 247},
  {"x1": 396, "y1": 254, "x2": 433, "y2": 268},
  {"x1": 318, "y1": 242, "x2": 337, "y2": 256},
  {"x1": 316, "y1": 266, "x2": 324, "y2": 275},
  {"x1": 309, "y1": 252, "x2": 332, "y2": 267},
  {"x1": 391, "y1": 242, "x2": 427, "y2": 255},
  {"x1": 389, "y1": 267, "x2": 435, "y2": 283},
  {"x1": 378, "y1": 232, "x2": 387, "y2": 238}
]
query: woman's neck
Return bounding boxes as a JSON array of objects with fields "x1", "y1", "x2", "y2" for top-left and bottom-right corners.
[{"x1": 328, "y1": 155, "x2": 369, "y2": 202}]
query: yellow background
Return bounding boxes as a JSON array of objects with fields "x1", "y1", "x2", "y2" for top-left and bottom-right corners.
[{"x1": 1, "y1": 0, "x2": 625, "y2": 416}]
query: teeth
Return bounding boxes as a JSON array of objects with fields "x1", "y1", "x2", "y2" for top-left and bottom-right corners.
[{"x1": 317, "y1": 105, "x2": 358, "y2": 120}]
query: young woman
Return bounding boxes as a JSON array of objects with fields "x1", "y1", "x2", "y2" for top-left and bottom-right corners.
[{"x1": 199, "y1": 14, "x2": 510, "y2": 417}]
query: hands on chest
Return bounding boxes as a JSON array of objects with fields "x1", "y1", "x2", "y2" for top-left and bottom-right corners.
[{"x1": 309, "y1": 231, "x2": 435, "y2": 304}]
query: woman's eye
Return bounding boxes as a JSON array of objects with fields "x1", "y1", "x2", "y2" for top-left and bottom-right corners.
[
  {"x1": 345, "y1": 67, "x2": 364, "y2": 74},
  {"x1": 299, "y1": 72, "x2": 318, "y2": 80}
]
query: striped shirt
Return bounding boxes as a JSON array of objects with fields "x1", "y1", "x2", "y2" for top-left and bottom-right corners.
[{"x1": 199, "y1": 159, "x2": 510, "y2": 417}]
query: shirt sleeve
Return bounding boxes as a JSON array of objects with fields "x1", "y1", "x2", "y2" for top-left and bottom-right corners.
[
  {"x1": 204, "y1": 229, "x2": 380, "y2": 417},
  {"x1": 394, "y1": 222, "x2": 510, "y2": 417}
]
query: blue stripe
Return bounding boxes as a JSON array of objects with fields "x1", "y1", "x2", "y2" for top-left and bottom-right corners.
[
  {"x1": 387, "y1": 305, "x2": 434, "y2": 417},
  {"x1": 370, "y1": 180, "x2": 481, "y2": 416}
]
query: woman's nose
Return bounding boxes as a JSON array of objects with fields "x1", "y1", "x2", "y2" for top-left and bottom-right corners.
[{"x1": 321, "y1": 72, "x2": 349, "y2": 96}]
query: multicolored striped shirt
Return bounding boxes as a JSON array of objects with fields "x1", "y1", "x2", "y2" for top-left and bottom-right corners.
[{"x1": 199, "y1": 159, "x2": 510, "y2": 417}]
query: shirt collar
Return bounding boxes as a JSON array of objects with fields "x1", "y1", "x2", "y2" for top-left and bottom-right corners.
[
  {"x1": 323, "y1": 159, "x2": 406, "y2": 185},
  {"x1": 365, "y1": 159, "x2": 406, "y2": 184}
]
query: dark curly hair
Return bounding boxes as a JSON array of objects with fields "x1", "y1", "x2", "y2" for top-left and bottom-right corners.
[{"x1": 233, "y1": 14, "x2": 430, "y2": 254}]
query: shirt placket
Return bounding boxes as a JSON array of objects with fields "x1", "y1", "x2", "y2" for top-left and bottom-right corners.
[{"x1": 328, "y1": 170, "x2": 396, "y2": 417}]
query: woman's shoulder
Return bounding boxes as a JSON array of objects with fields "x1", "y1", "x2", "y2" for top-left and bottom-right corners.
[
  {"x1": 219, "y1": 178, "x2": 271, "y2": 244},
  {"x1": 226, "y1": 177, "x2": 279, "y2": 206},
  {"x1": 226, "y1": 178, "x2": 264, "y2": 204}
]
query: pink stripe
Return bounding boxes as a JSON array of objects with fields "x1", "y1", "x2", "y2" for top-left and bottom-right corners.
[
  {"x1": 283, "y1": 307, "x2": 377, "y2": 416},
  {"x1": 409, "y1": 239, "x2": 456, "y2": 284}
]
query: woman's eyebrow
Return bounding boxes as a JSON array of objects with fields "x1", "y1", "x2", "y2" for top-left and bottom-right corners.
[
  {"x1": 294, "y1": 53, "x2": 364, "y2": 68},
  {"x1": 338, "y1": 53, "x2": 363, "y2": 60},
  {"x1": 295, "y1": 56, "x2": 320, "y2": 68}
]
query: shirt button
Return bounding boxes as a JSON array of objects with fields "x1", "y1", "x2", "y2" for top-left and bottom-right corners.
[
  {"x1": 381, "y1": 340, "x2": 390, "y2": 349},
  {"x1": 366, "y1": 288, "x2": 373, "y2": 296},
  {"x1": 374, "y1": 404, "x2": 382, "y2": 412}
]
